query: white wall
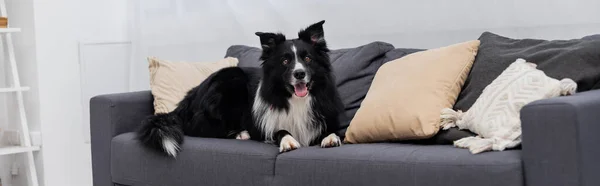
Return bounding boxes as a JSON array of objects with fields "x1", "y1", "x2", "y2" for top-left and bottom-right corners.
[
  {"x1": 130, "y1": 0, "x2": 600, "y2": 91},
  {"x1": 32, "y1": 0, "x2": 131, "y2": 185},
  {"x1": 32, "y1": 0, "x2": 89, "y2": 184},
  {"x1": 77, "y1": 0, "x2": 133, "y2": 144}
]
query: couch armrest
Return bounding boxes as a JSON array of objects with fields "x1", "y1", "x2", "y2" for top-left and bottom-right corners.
[
  {"x1": 521, "y1": 89, "x2": 600, "y2": 186},
  {"x1": 90, "y1": 91, "x2": 154, "y2": 186}
]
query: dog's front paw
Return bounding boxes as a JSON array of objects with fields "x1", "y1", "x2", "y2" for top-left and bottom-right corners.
[
  {"x1": 320, "y1": 133, "x2": 341, "y2": 148},
  {"x1": 279, "y1": 135, "x2": 300, "y2": 152},
  {"x1": 235, "y1": 130, "x2": 250, "y2": 140}
]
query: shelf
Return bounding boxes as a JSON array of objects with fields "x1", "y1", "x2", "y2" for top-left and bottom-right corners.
[
  {"x1": 0, "y1": 86, "x2": 30, "y2": 92},
  {"x1": 0, "y1": 146, "x2": 40, "y2": 156},
  {"x1": 0, "y1": 28, "x2": 21, "y2": 33}
]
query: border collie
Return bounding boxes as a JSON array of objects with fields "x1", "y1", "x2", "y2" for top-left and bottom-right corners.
[{"x1": 137, "y1": 20, "x2": 345, "y2": 157}]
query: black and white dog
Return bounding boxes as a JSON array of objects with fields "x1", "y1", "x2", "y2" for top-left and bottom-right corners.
[{"x1": 137, "y1": 20, "x2": 345, "y2": 157}]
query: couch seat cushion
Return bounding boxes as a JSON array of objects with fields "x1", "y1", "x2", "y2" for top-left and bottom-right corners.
[
  {"x1": 274, "y1": 143, "x2": 523, "y2": 186},
  {"x1": 111, "y1": 132, "x2": 279, "y2": 186}
]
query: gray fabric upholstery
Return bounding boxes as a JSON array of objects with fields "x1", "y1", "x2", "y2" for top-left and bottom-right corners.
[
  {"x1": 225, "y1": 45, "x2": 262, "y2": 67},
  {"x1": 90, "y1": 91, "x2": 154, "y2": 186},
  {"x1": 412, "y1": 127, "x2": 477, "y2": 145},
  {"x1": 274, "y1": 144, "x2": 523, "y2": 186},
  {"x1": 582, "y1": 34, "x2": 600, "y2": 40},
  {"x1": 109, "y1": 133, "x2": 523, "y2": 186},
  {"x1": 455, "y1": 32, "x2": 600, "y2": 111},
  {"x1": 111, "y1": 133, "x2": 279, "y2": 186},
  {"x1": 521, "y1": 89, "x2": 600, "y2": 186},
  {"x1": 381, "y1": 48, "x2": 423, "y2": 62},
  {"x1": 226, "y1": 42, "x2": 397, "y2": 135}
]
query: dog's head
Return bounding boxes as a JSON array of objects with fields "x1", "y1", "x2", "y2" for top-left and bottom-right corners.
[{"x1": 255, "y1": 20, "x2": 331, "y2": 98}]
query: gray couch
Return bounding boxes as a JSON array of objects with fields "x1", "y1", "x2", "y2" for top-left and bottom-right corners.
[
  {"x1": 90, "y1": 90, "x2": 600, "y2": 186},
  {"x1": 91, "y1": 33, "x2": 600, "y2": 186}
]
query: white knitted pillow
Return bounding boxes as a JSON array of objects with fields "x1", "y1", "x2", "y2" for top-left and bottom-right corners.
[{"x1": 440, "y1": 58, "x2": 577, "y2": 154}]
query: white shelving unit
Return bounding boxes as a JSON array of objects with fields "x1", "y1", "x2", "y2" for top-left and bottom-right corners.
[
  {"x1": 1, "y1": 0, "x2": 40, "y2": 186},
  {"x1": 0, "y1": 146, "x2": 40, "y2": 156},
  {"x1": 0, "y1": 86, "x2": 30, "y2": 92}
]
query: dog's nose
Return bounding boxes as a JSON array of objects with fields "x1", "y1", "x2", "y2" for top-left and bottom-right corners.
[{"x1": 293, "y1": 70, "x2": 306, "y2": 80}]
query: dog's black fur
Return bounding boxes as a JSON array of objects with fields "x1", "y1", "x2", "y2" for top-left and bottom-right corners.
[{"x1": 137, "y1": 20, "x2": 345, "y2": 157}]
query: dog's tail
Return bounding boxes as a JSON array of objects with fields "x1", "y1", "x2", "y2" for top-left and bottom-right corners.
[{"x1": 137, "y1": 113, "x2": 184, "y2": 157}]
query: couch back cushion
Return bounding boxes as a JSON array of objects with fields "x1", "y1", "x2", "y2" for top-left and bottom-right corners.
[
  {"x1": 226, "y1": 42, "x2": 413, "y2": 134},
  {"x1": 454, "y1": 32, "x2": 600, "y2": 111}
]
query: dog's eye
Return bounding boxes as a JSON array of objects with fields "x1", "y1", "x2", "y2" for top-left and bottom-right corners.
[
  {"x1": 282, "y1": 59, "x2": 289, "y2": 65},
  {"x1": 304, "y1": 56, "x2": 311, "y2": 63}
]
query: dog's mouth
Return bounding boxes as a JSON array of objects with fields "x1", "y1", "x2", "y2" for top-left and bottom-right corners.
[
  {"x1": 289, "y1": 81, "x2": 312, "y2": 98},
  {"x1": 294, "y1": 83, "x2": 308, "y2": 97}
]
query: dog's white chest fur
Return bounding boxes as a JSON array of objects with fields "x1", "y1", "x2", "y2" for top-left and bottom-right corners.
[{"x1": 253, "y1": 85, "x2": 320, "y2": 146}]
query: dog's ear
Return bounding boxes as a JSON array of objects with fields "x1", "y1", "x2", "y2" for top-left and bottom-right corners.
[
  {"x1": 255, "y1": 32, "x2": 286, "y2": 52},
  {"x1": 298, "y1": 20, "x2": 326, "y2": 45}
]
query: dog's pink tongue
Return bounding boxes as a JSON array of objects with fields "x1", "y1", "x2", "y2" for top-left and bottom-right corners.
[{"x1": 294, "y1": 83, "x2": 308, "y2": 97}]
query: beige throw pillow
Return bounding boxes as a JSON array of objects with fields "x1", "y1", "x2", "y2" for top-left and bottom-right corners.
[
  {"x1": 344, "y1": 40, "x2": 480, "y2": 144},
  {"x1": 148, "y1": 56, "x2": 238, "y2": 114}
]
